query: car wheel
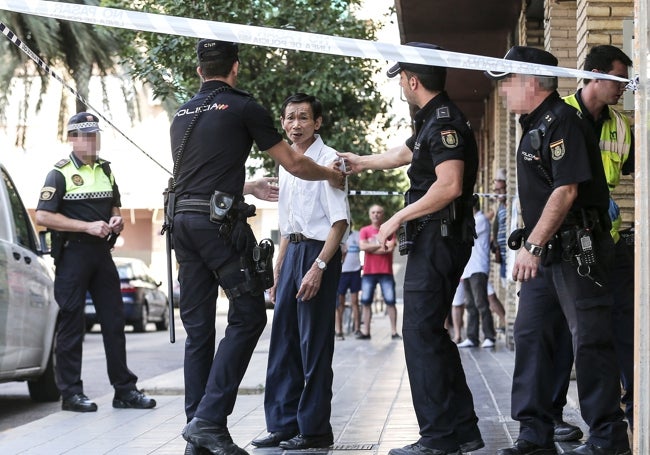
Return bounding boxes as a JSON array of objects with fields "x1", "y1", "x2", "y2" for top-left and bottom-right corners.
[
  {"x1": 28, "y1": 345, "x2": 61, "y2": 402},
  {"x1": 133, "y1": 303, "x2": 148, "y2": 333},
  {"x1": 155, "y1": 304, "x2": 170, "y2": 331}
]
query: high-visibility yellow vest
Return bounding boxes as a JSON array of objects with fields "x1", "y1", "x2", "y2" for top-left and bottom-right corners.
[{"x1": 564, "y1": 93, "x2": 632, "y2": 242}]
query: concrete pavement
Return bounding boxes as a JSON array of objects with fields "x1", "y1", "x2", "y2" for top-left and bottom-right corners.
[{"x1": 0, "y1": 305, "x2": 587, "y2": 454}]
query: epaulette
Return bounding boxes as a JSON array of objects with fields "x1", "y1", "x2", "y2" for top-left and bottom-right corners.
[
  {"x1": 54, "y1": 158, "x2": 70, "y2": 168},
  {"x1": 230, "y1": 87, "x2": 252, "y2": 98},
  {"x1": 436, "y1": 106, "x2": 451, "y2": 120},
  {"x1": 538, "y1": 110, "x2": 557, "y2": 135}
]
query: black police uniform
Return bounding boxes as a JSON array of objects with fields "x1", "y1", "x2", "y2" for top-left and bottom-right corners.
[
  {"x1": 551, "y1": 89, "x2": 636, "y2": 429},
  {"x1": 169, "y1": 80, "x2": 282, "y2": 424},
  {"x1": 36, "y1": 153, "x2": 138, "y2": 399},
  {"x1": 401, "y1": 92, "x2": 482, "y2": 452},
  {"x1": 512, "y1": 91, "x2": 629, "y2": 450}
]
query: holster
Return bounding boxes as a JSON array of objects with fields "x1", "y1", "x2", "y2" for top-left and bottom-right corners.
[
  {"x1": 253, "y1": 238, "x2": 275, "y2": 290},
  {"x1": 50, "y1": 230, "x2": 66, "y2": 266},
  {"x1": 161, "y1": 177, "x2": 176, "y2": 235}
]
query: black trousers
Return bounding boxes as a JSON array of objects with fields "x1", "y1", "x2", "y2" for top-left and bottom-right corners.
[
  {"x1": 173, "y1": 213, "x2": 267, "y2": 424},
  {"x1": 402, "y1": 222, "x2": 481, "y2": 452},
  {"x1": 264, "y1": 240, "x2": 341, "y2": 436},
  {"x1": 53, "y1": 241, "x2": 137, "y2": 398},
  {"x1": 552, "y1": 238, "x2": 635, "y2": 429},
  {"x1": 513, "y1": 237, "x2": 629, "y2": 449}
]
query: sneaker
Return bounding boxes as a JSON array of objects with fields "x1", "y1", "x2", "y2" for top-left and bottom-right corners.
[
  {"x1": 336, "y1": 332, "x2": 345, "y2": 341},
  {"x1": 481, "y1": 338, "x2": 495, "y2": 348},
  {"x1": 356, "y1": 333, "x2": 371, "y2": 340},
  {"x1": 457, "y1": 339, "x2": 476, "y2": 348},
  {"x1": 391, "y1": 333, "x2": 402, "y2": 340}
]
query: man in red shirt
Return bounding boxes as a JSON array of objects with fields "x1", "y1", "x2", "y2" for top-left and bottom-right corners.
[{"x1": 357, "y1": 204, "x2": 401, "y2": 339}]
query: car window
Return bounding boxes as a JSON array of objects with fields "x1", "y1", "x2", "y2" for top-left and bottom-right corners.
[
  {"x1": 1, "y1": 168, "x2": 37, "y2": 251},
  {"x1": 116, "y1": 264, "x2": 134, "y2": 280}
]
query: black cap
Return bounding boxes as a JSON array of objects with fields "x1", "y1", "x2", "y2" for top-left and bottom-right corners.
[
  {"x1": 485, "y1": 46, "x2": 558, "y2": 80},
  {"x1": 67, "y1": 112, "x2": 101, "y2": 133},
  {"x1": 196, "y1": 39, "x2": 239, "y2": 62},
  {"x1": 386, "y1": 42, "x2": 446, "y2": 78}
]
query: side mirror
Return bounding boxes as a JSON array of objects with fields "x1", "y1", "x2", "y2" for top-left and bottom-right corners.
[{"x1": 38, "y1": 230, "x2": 52, "y2": 255}]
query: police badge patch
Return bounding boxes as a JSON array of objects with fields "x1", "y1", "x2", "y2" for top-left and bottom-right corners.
[
  {"x1": 39, "y1": 186, "x2": 56, "y2": 200},
  {"x1": 71, "y1": 174, "x2": 84, "y2": 186},
  {"x1": 550, "y1": 139, "x2": 565, "y2": 160},
  {"x1": 441, "y1": 130, "x2": 459, "y2": 148}
]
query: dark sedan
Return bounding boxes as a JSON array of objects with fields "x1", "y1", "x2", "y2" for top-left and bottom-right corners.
[{"x1": 85, "y1": 257, "x2": 169, "y2": 333}]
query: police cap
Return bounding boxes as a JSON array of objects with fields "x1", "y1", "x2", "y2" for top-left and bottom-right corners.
[
  {"x1": 386, "y1": 42, "x2": 446, "y2": 78},
  {"x1": 67, "y1": 112, "x2": 101, "y2": 133},
  {"x1": 196, "y1": 39, "x2": 239, "y2": 62},
  {"x1": 485, "y1": 46, "x2": 558, "y2": 80}
]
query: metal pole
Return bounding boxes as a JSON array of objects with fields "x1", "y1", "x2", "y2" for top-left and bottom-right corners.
[{"x1": 633, "y1": 1, "x2": 649, "y2": 452}]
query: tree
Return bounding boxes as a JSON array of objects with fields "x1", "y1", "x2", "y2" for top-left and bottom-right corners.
[
  {"x1": 0, "y1": 1, "x2": 129, "y2": 145},
  {"x1": 110, "y1": 0, "x2": 409, "y2": 224}
]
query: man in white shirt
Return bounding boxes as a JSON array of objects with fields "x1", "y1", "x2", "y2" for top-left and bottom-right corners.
[
  {"x1": 252, "y1": 93, "x2": 349, "y2": 450},
  {"x1": 457, "y1": 201, "x2": 496, "y2": 348}
]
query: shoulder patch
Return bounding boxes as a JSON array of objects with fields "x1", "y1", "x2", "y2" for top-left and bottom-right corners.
[
  {"x1": 436, "y1": 106, "x2": 450, "y2": 119},
  {"x1": 54, "y1": 158, "x2": 70, "y2": 168},
  {"x1": 550, "y1": 139, "x2": 565, "y2": 160},
  {"x1": 39, "y1": 186, "x2": 56, "y2": 201},
  {"x1": 441, "y1": 130, "x2": 459, "y2": 148}
]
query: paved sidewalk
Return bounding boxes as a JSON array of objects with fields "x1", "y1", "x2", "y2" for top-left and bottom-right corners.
[{"x1": 0, "y1": 306, "x2": 586, "y2": 454}]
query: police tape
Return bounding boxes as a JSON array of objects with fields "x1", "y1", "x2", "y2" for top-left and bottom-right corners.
[
  {"x1": 0, "y1": 0, "x2": 630, "y2": 84},
  {"x1": 0, "y1": 21, "x2": 172, "y2": 176}
]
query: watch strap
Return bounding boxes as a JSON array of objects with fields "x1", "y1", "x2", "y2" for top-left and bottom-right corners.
[{"x1": 524, "y1": 240, "x2": 544, "y2": 257}]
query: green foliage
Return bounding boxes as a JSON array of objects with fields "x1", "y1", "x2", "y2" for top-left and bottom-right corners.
[{"x1": 108, "y1": 0, "x2": 410, "y2": 222}]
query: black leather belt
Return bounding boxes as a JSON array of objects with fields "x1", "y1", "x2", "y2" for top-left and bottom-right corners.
[
  {"x1": 289, "y1": 233, "x2": 309, "y2": 243},
  {"x1": 175, "y1": 198, "x2": 210, "y2": 214},
  {"x1": 66, "y1": 233, "x2": 106, "y2": 244}
]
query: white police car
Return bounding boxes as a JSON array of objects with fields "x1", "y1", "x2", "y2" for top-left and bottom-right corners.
[{"x1": 0, "y1": 162, "x2": 60, "y2": 402}]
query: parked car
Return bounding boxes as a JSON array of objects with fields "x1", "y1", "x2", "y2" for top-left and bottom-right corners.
[
  {"x1": 85, "y1": 257, "x2": 169, "y2": 333},
  {"x1": 0, "y1": 162, "x2": 60, "y2": 402}
]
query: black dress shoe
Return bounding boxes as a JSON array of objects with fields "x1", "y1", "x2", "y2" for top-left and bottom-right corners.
[
  {"x1": 183, "y1": 417, "x2": 247, "y2": 455},
  {"x1": 553, "y1": 419, "x2": 583, "y2": 442},
  {"x1": 113, "y1": 389, "x2": 157, "y2": 409},
  {"x1": 496, "y1": 439, "x2": 557, "y2": 455},
  {"x1": 251, "y1": 431, "x2": 297, "y2": 448},
  {"x1": 563, "y1": 443, "x2": 631, "y2": 455},
  {"x1": 278, "y1": 433, "x2": 334, "y2": 449},
  {"x1": 62, "y1": 393, "x2": 97, "y2": 412},
  {"x1": 459, "y1": 437, "x2": 485, "y2": 453},
  {"x1": 388, "y1": 442, "x2": 460, "y2": 455}
]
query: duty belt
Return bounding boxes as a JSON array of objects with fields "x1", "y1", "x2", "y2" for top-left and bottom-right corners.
[
  {"x1": 175, "y1": 198, "x2": 210, "y2": 214},
  {"x1": 66, "y1": 232, "x2": 107, "y2": 244}
]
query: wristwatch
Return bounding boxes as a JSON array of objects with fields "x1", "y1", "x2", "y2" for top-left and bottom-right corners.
[
  {"x1": 523, "y1": 240, "x2": 544, "y2": 257},
  {"x1": 315, "y1": 258, "x2": 327, "y2": 271}
]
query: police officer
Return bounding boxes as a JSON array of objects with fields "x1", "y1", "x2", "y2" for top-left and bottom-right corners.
[
  {"x1": 552, "y1": 45, "x2": 635, "y2": 439},
  {"x1": 486, "y1": 46, "x2": 630, "y2": 455},
  {"x1": 36, "y1": 112, "x2": 156, "y2": 413},
  {"x1": 171, "y1": 40, "x2": 345, "y2": 455},
  {"x1": 340, "y1": 42, "x2": 483, "y2": 455}
]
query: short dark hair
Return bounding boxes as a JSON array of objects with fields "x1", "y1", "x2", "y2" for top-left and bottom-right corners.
[
  {"x1": 281, "y1": 93, "x2": 323, "y2": 120},
  {"x1": 200, "y1": 57, "x2": 238, "y2": 79},
  {"x1": 405, "y1": 69, "x2": 446, "y2": 92},
  {"x1": 583, "y1": 45, "x2": 632, "y2": 83}
]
